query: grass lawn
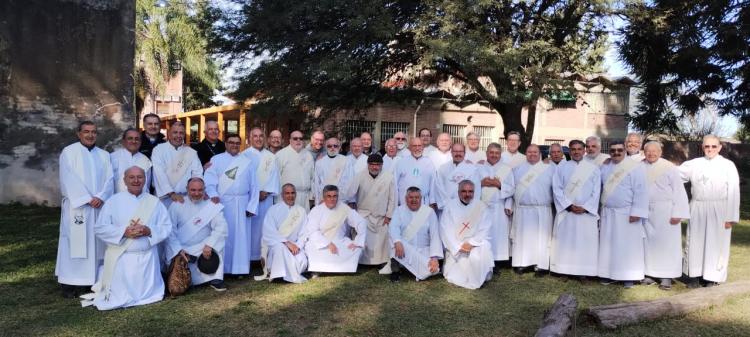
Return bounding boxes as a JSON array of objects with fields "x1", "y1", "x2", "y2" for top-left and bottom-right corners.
[{"x1": 1, "y1": 185, "x2": 749, "y2": 337}]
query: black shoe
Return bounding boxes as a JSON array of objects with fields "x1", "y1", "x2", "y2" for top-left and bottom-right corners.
[
  {"x1": 310, "y1": 272, "x2": 320, "y2": 279},
  {"x1": 389, "y1": 273, "x2": 400, "y2": 283},
  {"x1": 578, "y1": 276, "x2": 591, "y2": 284},
  {"x1": 599, "y1": 278, "x2": 615, "y2": 285},
  {"x1": 61, "y1": 284, "x2": 77, "y2": 299},
  {"x1": 209, "y1": 280, "x2": 227, "y2": 292},
  {"x1": 534, "y1": 269, "x2": 547, "y2": 278},
  {"x1": 685, "y1": 277, "x2": 701, "y2": 289},
  {"x1": 513, "y1": 267, "x2": 523, "y2": 275},
  {"x1": 704, "y1": 281, "x2": 719, "y2": 288}
]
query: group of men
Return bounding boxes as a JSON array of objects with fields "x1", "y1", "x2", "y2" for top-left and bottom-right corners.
[{"x1": 55, "y1": 113, "x2": 741, "y2": 311}]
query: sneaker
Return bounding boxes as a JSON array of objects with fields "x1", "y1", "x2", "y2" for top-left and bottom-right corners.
[
  {"x1": 623, "y1": 281, "x2": 635, "y2": 289},
  {"x1": 209, "y1": 280, "x2": 227, "y2": 292}
]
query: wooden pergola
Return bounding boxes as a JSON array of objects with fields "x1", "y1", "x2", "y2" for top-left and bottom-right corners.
[{"x1": 160, "y1": 104, "x2": 250, "y2": 149}]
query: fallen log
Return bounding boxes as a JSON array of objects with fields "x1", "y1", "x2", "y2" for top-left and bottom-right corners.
[
  {"x1": 535, "y1": 293, "x2": 578, "y2": 337},
  {"x1": 587, "y1": 280, "x2": 750, "y2": 329}
]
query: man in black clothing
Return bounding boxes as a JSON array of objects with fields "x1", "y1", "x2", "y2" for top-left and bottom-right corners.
[
  {"x1": 139, "y1": 113, "x2": 166, "y2": 159},
  {"x1": 192, "y1": 120, "x2": 225, "y2": 169}
]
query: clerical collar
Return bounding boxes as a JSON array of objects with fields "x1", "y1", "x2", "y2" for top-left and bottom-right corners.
[
  {"x1": 453, "y1": 161, "x2": 461, "y2": 166},
  {"x1": 369, "y1": 173, "x2": 378, "y2": 179},
  {"x1": 327, "y1": 154, "x2": 337, "y2": 158},
  {"x1": 80, "y1": 142, "x2": 95, "y2": 151},
  {"x1": 172, "y1": 144, "x2": 181, "y2": 150},
  {"x1": 460, "y1": 200, "x2": 470, "y2": 206},
  {"x1": 412, "y1": 155, "x2": 422, "y2": 160}
]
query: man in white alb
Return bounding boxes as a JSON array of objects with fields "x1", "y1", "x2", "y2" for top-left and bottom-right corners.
[
  {"x1": 436, "y1": 143, "x2": 481, "y2": 211},
  {"x1": 585, "y1": 135, "x2": 610, "y2": 166},
  {"x1": 394, "y1": 131, "x2": 411, "y2": 157},
  {"x1": 56, "y1": 121, "x2": 114, "y2": 298},
  {"x1": 204, "y1": 133, "x2": 260, "y2": 276},
  {"x1": 394, "y1": 138, "x2": 438, "y2": 207},
  {"x1": 260, "y1": 184, "x2": 309, "y2": 283},
  {"x1": 276, "y1": 130, "x2": 315, "y2": 210},
  {"x1": 81, "y1": 166, "x2": 171, "y2": 310},
  {"x1": 597, "y1": 141, "x2": 649, "y2": 288},
  {"x1": 389, "y1": 187, "x2": 442, "y2": 282},
  {"x1": 550, "y1": 140, "x2": 601, "y2": 282},
  {"x1": 428, "y1": 132, "x2": 453, "y2": 169},
  {"x1": 500, "y1": 131, "x2": 526, "y2": 168},
  {"x1": 419, "y1": 128, "x2": 436, "y2": 155},
  {"x1": 382, "y1": 138, "x2": 401, "y2": 174},
  {"x1": 679, "y1": 135, "x2": 740, "y2": 287},
  {"x1": 347, "y1": 137, "x2": 368, "y2": 175},
  {"x1": 314, "y1": 137, "x2": 354, "y2": 205},
  {"x1": 304, "y1": 185, "x2": 367, "y2": 274},
  {"x1": 166, "y1": 177, "x2": 228, "y2": 291},
  {"x1": 440, "y1": 180, "x2": 494, "y2": 289},
  {"x1": 641, "y1": 141, "x2": 689, "y2": 290},
  {"x1": 244, "y1": 128, "x2": 281, "y2": 262},
  {"x1": 151, "y1": 121, "x2": 203, "y2": 208},
  {"x1": 478, "y1": 142, "x2": 515, "y2": 273},
  {"x1": 465, "y1": 132, "x2": 486, "y2": 163},
  {"x1": 111, "y1": 128, "x2": 151, "y2": 194},
  {"x1": 509, "y1": 144, "x2": 555, "y2": 276},
  {"x1": 626, "y1": 132, "x2": 645, "y2": 161},
  {"x1": 548, "y1": 143, "x2": 566, "y2": 165}
]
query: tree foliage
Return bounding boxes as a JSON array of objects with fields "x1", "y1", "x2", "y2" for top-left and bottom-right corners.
[
  {"x1": 215, "y1": 0, "x2": 610, "y2": 143},
  {"x1": 619, "y1": 0, "x2": 750, "y2": 136},
  {"x1": 135, "y1": 0, "x2": 220, "y2": 113}
]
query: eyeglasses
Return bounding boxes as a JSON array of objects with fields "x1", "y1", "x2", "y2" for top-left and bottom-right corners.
[
  {"x1": 395, "y1": 137, "x2": 406, "y2": 141},
  {"x1": 326, "y1": 144, "x2": 340, "y2": 148},
  {"x1": 609, "y1": 148, "x2": 624, "y2": 153},
  {"x1": 226, "y1": 141, "x2": 241, "y2": 145},
  {"x1": 291, "y1": 137, "x2": 304, "y2": 141},
  {"x1": 703, "y1": 145, "x2": 719, "y2": 149}
]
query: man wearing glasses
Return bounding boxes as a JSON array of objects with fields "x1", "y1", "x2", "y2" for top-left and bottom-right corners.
[
  {"x1": 597, "y1": 141, "x2": 649, "y2": 289},
  {"x1": 393, "y1": 131, "x2": 411, "y2": 158},
  {"x1": 276, "y1": 130, "x2": 315, "y2": 211},
  {"x1": 678, "y1": 135, "x2": 740, "y2": 287},
  {"x1": 419, "y1": 128, "x2": 436, "y2": 156},
  {"x1": 314, "y1": 137, "x2": 354, "y2": 205}
]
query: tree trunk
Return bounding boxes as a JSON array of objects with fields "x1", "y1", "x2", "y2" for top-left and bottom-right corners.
[
  {"x1": 587, "y1": 280, "x2": 750, "y2": 329},
  {"x1": 492, "y1": 100, "x2": 536, "y2": 151},
  {"x1": 535, "y1": 293, "x2": 578, "y2": 337}
]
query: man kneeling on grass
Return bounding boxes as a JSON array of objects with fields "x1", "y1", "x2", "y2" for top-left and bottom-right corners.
[
  {"x1": 166, "y1": 177, "x2": 229, "y2": 292},
  {"x1": 387, "y1": 187, "x2": 442, "y2": 282}
]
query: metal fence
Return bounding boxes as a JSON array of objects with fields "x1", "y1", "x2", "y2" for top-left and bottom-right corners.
[{"x1": 381, "y1": 121, "x2": 410, "y2": 147}]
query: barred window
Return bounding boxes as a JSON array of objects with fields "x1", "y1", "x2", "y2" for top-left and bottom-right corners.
[
  {"x1": 343, "y1": 120, "x2": 376, "y2": 142},
  {"x1": 381, "y1": 121, "x2": 410, "y2": 147},
  {"x1": 584, "y1": 91, "x2": 628, "y2": 115},
  {"x1": 544, "y1": 139, "x2": 565, "y2": 145},
  {"x1": 442, "y1": 124, "x2": 467, "y2": 145},
  {"x1": 471, "y1": 125, "x2": 494, "y2": 151}
]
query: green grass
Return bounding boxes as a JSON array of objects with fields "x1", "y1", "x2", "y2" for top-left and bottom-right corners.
[{"x1": 1, "y1": 186, "x2": 750, "y2": 337}]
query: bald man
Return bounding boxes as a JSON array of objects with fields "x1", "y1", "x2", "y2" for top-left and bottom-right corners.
[
  {"x1": 192, "y1": 120, "x2": 225, "y2": 167},
  {"x1": 268, "y1": 130, "x2": 283, "y2": 154},
  {"x1": 428, "y1": 132, "x2": 453, "y2": 169}
]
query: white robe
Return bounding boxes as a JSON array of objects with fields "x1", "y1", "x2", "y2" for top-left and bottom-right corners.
[
  {"x1": 598, "y1": 161, "x2": 649, "y2": 280},
  {"x1": 394, "y1": 155, "x2": 438, "y2": 206},
  {"x1": 382, "y1": 154, "x2": 401, "y2": 174},
  {"x1": 348, "y1": 153, "x2": 368, "y2": 175},
  {"x1": 436, "y1": 161, "x2": 482, "y2": 210},
  {"x1": 151, "y1": 143, "x2": 202, "y2": 206},
  {"x1": 510, "y1": 162, "x2": 555, "y2": 269},
  {"x1": 55, "y1": 142, "x2": 114, "y2": 286},
  {"x1": 501, "y1": 151, "x2": 526, "y2": 168},
  {"x1": 110, "y1": 148, "x2": 151, "y2": 194},
  {"x1": 478, "y1": 161, "x2": 515, "y2": 261},
  {"x1": 440, "y1": 199, "x2": 494, "y2": 289},
  {"x1": 585, "y1": 153, "x2": 610, "y2": 167},
  {"x1": 629, "y1": 152, "x2": 645, "y2": 161},
  {"x1": 550, "y1": 160, "x2": 601, "y2": 276},
  {"x1": 389, "y1": 205, "x2": 443, "y2": 280},
  {"x1": 205, "y1": 152, "x2": 260, "y2": 275},
  {"x1": 304, "y1": 203, "x2": 367, "y2": 272},
  {"x1": 314, "y1": 154, "x2": 354, "y2": 204},
  {"x1": 275, "y1": 145, "x2": 315, "y2": 211},
  {"x1": 428, "y1": 149, "x2": 452, "y2": 170},
  {"x1": 465, "y1": 148, "x2": 486, "y2": 163},
  {"x1": 398, "y1": 148, "x2": 412, "y2": 158},
  {"x1": 91, "y1": 192, "x2": 171, "y2": 310},
  {"x1": 262, "y1": 203, "x2": 309, "y2": 283},
  {"x1": 349, "y1": 171, "x2": 397, "y2": 265},
  {"x1": 245, "y1": 147, "x2": 281, "y2": 260},
  {"x1": 643, "y1": 159, "x2": 690, "y2": 278},
  {"x1": 679, "y1": 155, "x2": 741, "y2": 282},
  {"x1": 166, "y1": 199, "x2": 228, "y2": 285}
]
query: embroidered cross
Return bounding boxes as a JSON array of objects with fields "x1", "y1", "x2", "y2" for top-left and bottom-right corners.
[
  {"x1": 458, "y1": 222, "x2": 471, "y2": 237},
  {"x1": 193, "y1": 218, "x2": 202, "y2": 225},
  {"x1": 74, "y1": 215, "x2": 85, "y2": 225},
  {"x1": 699, "y1": 175, "x2": 710, "y2": 186}
]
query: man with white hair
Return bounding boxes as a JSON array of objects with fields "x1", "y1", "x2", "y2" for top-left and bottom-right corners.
[
  {"x1": 347, "y1": 137, "x2": 368, "y2": 175},
  {"x1": 626, "y1": 133, "x2": 645, "y2": 161},
  {"x1": 478, "y1": 142, "x2": 515, "y2": 272},
  {"x1": 509, "y1": 144, "x2": 555, "y2": 276},
  {"x1": 304, "y1": 185, "x2": 367, "y2": 274},
  {"x1": 276, "y1": 130, "x2": 315, "y2": 210},
  {"x1": 394, "y1": 138, "x2": 439, "y2": 207},
  {"x1": 192, "y1": 120, "x2": 225, "y2": 168},
  {"x1": 81, "y1": 166, "x2": 171, "y2": 310},
  {"x1": 111, "y1": 128, "x2": 152, "y2": 194},
  {"x1": 166, "y1": 177, "x2": 228, "y2": 291},
  {"x1": 393, "y1": 131, "x2": 411, "y2": 157},
  {"x1": 306, "y1": 130, "x2": 325, "y2": 162},
  {"x1": 260, "y1": 184, "x2": 309, "y2": 283},
  {"x1": 440, "y1": 180, "x2": 494, "y2": 289},
  {"x1": 584, "y1": 136, "x2": 610, "y2": 166},
  {"x1": 428, "y1": 132, "x2": 453, "y2": 169},
  {"x1": 388, "y1": 187, "x2": 442, "y2": 282},
  {"x1": 550, "y1": 140, "x2": 601, "y2": 281},
  {"x1": 465, "y1": 132, "x2": 486, "y2": 163},
  {"x1": 314, "y1": 137, "x2": 354, "y2": 205},
  {"x1": 679, "y1": 135, "x2": 740, "y2": 287},
  {"x1": 598, "y1": 141, "x2": 649, "y2": 288},
  {"x1": 152, "y1": 121, "x2": 203, "y2": 208},
  {"x1": 641, "y1": 141, "x2": 690, "y2": 290},
  {"x1": 501, "y1": 131, "x2": 526, "y2": 168},
  {"x1": 436, "y1": 143, "x2": 482, "y2": 211},
  {"x1": 548, "y1": 143, "x2": 566, "y2": 165},
  {"x1": 382, "y1": 138, "x2": 401, "y2": 173}
]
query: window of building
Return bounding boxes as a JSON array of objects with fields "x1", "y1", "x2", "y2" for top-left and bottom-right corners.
[
  {"x1": 381, "y1": 121, "x2": 410, "y2": 147},
  {"x1": 343, "y1": 120, "x2": 376, "y2": 142},
  {"x1": 584, "y1": 91, "x2": 629, "y2": 115},
  {"x1": 544, "y1": 139, "x2": 565, "y2": 145},
  {"x1": 442, "y1": 124, "x2": 466, "y2": 145},
  {"x1": 471, "y1": 125, "x2": 495, "y2": 151}
]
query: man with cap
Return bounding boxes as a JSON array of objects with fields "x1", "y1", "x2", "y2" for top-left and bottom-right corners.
[
  {"x1": 166, "y1": 177, "x2": 229, "y2": 291},
  {"x1": 348, "y1": 153, "x2": 397, "y2": 267}
]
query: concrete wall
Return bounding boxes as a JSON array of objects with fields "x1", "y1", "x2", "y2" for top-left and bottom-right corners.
[{"x1": 0, "y1": 0, "x2": 135, "y2": 205}]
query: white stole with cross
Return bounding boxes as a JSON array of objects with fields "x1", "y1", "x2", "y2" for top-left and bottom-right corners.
[
  {"x1": 167, "y1": 146, "x2": 196, "y2": 188},
  {"x1": 481, "y1": 163, "x2": 513, "y2": 203},
  {"x1": 177, "y1": 201, "x2": 224, "y2": 243},
  {"x1": 218, "y1": 154, "x2": 252, "y2": 196},
  {"x1": 321, "y1": 204, "x2": 351, "y2": 241},
  {"x1": 456, "y1": 201, "x2": 485, "y2": 241},
  {"x1": 324, "y1": 156, "x2": 348, "y2": 186},
  {"x1": 68, "y1": 145, "x2": 111, "y2": 258},
  {"x1": 555, "y1": 160, "x2": 597, "y2": 224},
  {"x1": 514, "y1": 162, "x2": 549, "y2": 203},
  {"x1": 600, "y1": 159, "x2": 639, "y2": 205},
  {"x1": 256, "y1": 150, "x2": 275, "y2": 188},
  {"x1": 646, "y1": 158, "x2": 674, "y2": 185},
  {"x1": 402, "y1": 206, "x2": 432, "y2": 242}
]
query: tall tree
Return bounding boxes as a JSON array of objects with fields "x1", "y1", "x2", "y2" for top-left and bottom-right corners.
[
  {"x1": 135, "y1": 0, "x2": 220, "y2": 114},
  {"x1": 215, "y1": 0, "x2": 610, "y2": 144},
  {"x1": 619, "y1": 0, "x2": 750, "y2": 136}
]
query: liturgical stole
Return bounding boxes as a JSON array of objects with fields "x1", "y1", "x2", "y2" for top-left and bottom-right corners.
[
  {"x1": 402, "y1": 206, "x2": 432, "y2": 242},
  {"x1": 218, "y1": 154, "x2": 252, "y2": 196},
  {"x1": 167, "y1": 146, "x2": 196, "y2": 188},
  {"x1": 600, "y1": 159, "x2": 639, "y2": 205},
  {"x1": 480, "y1": 164, "x2": 512, "y2": 203}
]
